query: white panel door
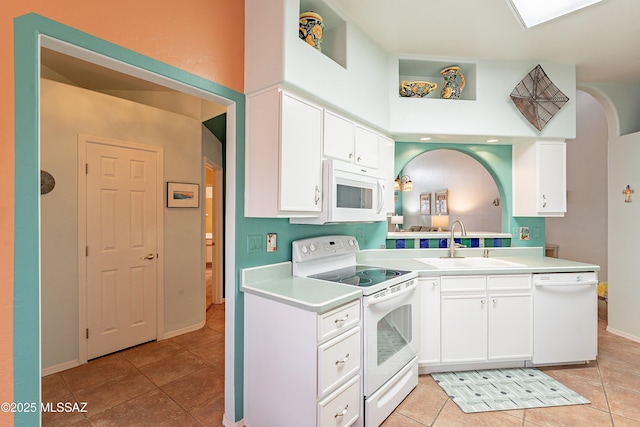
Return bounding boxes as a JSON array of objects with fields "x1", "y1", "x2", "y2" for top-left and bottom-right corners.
[{"x1": 86, "y1": 141, "x2": 158, "y2": 359}]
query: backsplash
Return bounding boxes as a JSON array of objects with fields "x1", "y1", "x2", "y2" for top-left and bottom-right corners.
[{"x1": 386, "y1": 237, "x2": 512, "y2": 249}]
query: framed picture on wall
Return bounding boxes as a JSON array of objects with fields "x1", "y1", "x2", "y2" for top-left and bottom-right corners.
[
  {"x1": 435, "y1": 189, "x2": 449, "y2": 215},
  {"x1": 167, "y1": 182, "x2": 199, "y2": 208},
  {"x1": 420, "y1": 192, "x2": 431, "y2": 215}
]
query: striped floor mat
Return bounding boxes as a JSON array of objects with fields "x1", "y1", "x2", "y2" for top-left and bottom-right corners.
[{"x1": 431, "y1": 368, "x2": 590, "y2": 413}]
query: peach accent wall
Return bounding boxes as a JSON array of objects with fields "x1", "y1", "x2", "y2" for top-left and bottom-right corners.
[{"x1": 0, "y1": 1, "x2": 243, "y2": 423}]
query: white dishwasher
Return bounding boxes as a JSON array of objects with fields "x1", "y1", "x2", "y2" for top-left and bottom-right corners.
[{"x1": 532, "y1": 272, "x2": 598, "y2": 365}]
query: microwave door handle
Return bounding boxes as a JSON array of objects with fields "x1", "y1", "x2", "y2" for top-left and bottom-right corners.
[{"x1": 376, "y1": 181, "x2": 384, "y2": 214}]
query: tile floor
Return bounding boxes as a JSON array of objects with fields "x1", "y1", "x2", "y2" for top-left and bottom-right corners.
[
  {"x1": 43, "y1": 314, "x2": 640, "y2": 426},
  {"x1": 42, "y1": 304, "x2": 226, "y2": 427}
]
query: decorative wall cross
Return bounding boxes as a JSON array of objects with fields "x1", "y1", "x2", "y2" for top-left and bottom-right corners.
[{"x1": 623, "y1": 184, "x2": 634, "y2": 203}]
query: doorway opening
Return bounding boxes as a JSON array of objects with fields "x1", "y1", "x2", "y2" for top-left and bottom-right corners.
[{"x1": 13, "y1": 15, "x2": 240, "y2": 425}]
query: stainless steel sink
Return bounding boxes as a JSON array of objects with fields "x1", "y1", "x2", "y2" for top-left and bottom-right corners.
[{"x1": 414, "y1": 257, "x2": 526, "y2": 269}]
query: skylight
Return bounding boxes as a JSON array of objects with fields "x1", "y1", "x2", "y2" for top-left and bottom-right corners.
[{"x1": 507, "y1": 0, "x2": 604, "y2": 29}]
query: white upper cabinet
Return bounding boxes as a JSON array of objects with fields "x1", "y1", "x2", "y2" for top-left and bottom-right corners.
[
  {"x1": 245, "y1": 87, "x2": 323, "y2": 218},
  {"x1": 323, "y1": 111, "x2": 355, "y2": 162},
  {"x1": 378, "y1": 134, "x2": 396, "y2": 216},
  {"x1": 512, "y1": 140, "x2": 567, "y2": 217},
  {"x1": 323, "y1": 111, "x2": 380, "y2": 169},
  {"x1": 354, "y1": 125, "x2": 380, "y2": 168}
]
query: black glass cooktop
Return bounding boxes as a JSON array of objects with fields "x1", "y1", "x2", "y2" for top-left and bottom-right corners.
[{"x1": 309, "y1": 265, "x2": 412, "y2": 287}]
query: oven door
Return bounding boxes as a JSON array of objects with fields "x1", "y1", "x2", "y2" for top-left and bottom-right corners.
[{"x1": 363, "y1": 280, "x2": 419, "y2": 396}]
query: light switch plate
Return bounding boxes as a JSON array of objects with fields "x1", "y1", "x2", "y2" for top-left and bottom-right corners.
[
  {"x1": 247, "y1": 235, "x2": 262, "y2": 253},
  {"x1": 267, "y1": 233, "x2": 277, "y2": 252}
]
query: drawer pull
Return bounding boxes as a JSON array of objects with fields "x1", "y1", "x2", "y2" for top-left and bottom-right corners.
[
  {"x1": 334, "y1": 314, "x2": 349, "y2": 325},
  {"x1": 335, "y1": 354, "x2": 350, "y2": 365},
  {"x1": 334, "y1": 404, "x2": 349, "y2": 418}
]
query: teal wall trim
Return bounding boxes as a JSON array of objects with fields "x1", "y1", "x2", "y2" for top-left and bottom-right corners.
[
  {"x1": 394, "y1": 142, "x2": 545, "y2": 248},
  {"x1": 13, "y1": 13, "x2": 245, "y2": 425},
  {"x1": 13, "y1": 15, "x2": 41, "y2": 427}
]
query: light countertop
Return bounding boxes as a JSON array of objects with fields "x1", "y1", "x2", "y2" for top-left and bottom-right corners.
[
  {"x1": 240, "y1": 261, "x2": 361, "y2": 313},
  {"x1": 240, "y1": 247, "x2": 600, "y2": 312},
  {"x1": 357, "y1": 247, "x2": 600, "y2": 276}
]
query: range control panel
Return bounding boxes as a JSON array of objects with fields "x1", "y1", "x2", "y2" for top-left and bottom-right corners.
[{"x1": 292, "y1": 235, "x2": 359, "y2": 263}]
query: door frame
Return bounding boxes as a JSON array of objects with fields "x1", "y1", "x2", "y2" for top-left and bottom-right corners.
[
  {"x1": 204, "y1": 157, "x2": 225, "y2": 306},
  {"x1": 77, "y1": 134, "x2": 165, "y2": 364},
  {"x1": 14, "y1": 15, "x2": 241, "y2": 426}
]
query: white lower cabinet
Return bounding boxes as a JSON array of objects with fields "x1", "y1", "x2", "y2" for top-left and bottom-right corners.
[
  {"x1": 244, "y1": 296, "x2": 362, "y2": 427},
  {"x1": 441, "y1": 276, "x2": 487, "y2": 363},
  {"x1": 418, "y1": 278, "x2": 440, "y2": 365},
  {"x1": 318, "y1": 375, "x2": 361, "y2": 427},
  {"x1": 487, "y1": 274, "x2": 532, "y2": 360},
  {"x1": 423, "y1": 274, "x2": 532, "y2": 370}
]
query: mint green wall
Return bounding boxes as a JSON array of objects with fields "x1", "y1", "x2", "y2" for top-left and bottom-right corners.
[{"x1": 394, "y1": 142, "x2": 545, "y2": 248}]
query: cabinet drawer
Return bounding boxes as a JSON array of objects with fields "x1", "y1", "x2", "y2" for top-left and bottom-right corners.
[
  {"x1": 318, "y1": 327, "x2": 361, "y2": 397},
  {"x1": 441, "y1": 275, "x2": 486, "y2": 292},
  {"x1": 318, "y1": 300, "x2": 361, "y2": 341},
  {"x1": 318, "y1": 374, "x2": 360, "y2": 427},
  {"x1": 487, "y1": 274, "x2": 531, "y2": 291}
]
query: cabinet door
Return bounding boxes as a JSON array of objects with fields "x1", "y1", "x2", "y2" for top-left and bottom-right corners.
[
  {"x1": 354, "y1": 125, "x2": 380, "y2": 169},
  {"x1": 324, "y1": 111, "x2": 355, "y2": 162},
  {"x1": 441, "y1": 294, "x2": 487, "y2": 363},
  {"x1": 488, "y1": 293, "x2": 532, "y2": 360},
  {"x1": 280, "y1": 92, "x2": 323, "y2": 213},
  {"x1": 419, "y1": 278, "x2": 440, "y2": 365},
  {"x1": 513, "y1": 139, "x2": 566, "y2": 217},
  {"x1": 537, "y1": 141, "x2": 566, "y2": 214},
  {"x1": 378, "y1": 135, "x2": 395, "y2": 216}
]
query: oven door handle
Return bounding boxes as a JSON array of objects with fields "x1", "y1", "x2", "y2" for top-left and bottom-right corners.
[{"x1": 365, "y1": 281, "x2": 416, "y2": 306}]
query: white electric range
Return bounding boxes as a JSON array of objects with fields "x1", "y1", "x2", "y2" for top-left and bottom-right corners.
[{"x1": 292, "y1": 235, "x2": 419, "y2": 427}]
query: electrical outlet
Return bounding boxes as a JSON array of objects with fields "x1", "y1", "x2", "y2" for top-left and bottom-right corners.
[
  {"x1": 356, "y1": 228, "x2": 364, "y2": 246},
  {"x1": 247, "y1": 235, "x2": 262, "y2": 253},
  {"x1": 266, "y1": 233, "x2": 277, "y2": 252}
]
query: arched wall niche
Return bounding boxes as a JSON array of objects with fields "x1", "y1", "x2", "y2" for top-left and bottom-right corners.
[{"x1": 395, "y1": 146, "x2": 509, "y2": 233}]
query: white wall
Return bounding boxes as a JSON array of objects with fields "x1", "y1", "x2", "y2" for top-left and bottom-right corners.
[
  {"x1": 546, "y1": 91, "x2": 608, "y2": 280},
  {"x1": 40, "y1": 78, "x2": 205, "y2": 370},
  {"x1": 400, "y1": 149, "x2": 501, "y2": 232},
  {"x1": 608, "y1": 130, "x2": 640, "y2": 341}
]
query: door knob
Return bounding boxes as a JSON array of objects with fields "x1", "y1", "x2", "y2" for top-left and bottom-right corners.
[{"x1": 140, "y1": 253, "x2": 156, "y2": 260}]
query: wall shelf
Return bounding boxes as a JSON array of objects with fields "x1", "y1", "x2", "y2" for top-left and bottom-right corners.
[
  {"x1": 398, "y1": 59, "x2": 477, "y2": 101},
  {"x1": 299, "y1": 0, "x2": 347, "y2": 68}
]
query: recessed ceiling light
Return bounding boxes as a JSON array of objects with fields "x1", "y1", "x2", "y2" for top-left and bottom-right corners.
[
  {"x1": 506, "y1": 0, "x2": 603, "y2": 29},
  {"x1": 486, "y1": 138, "x2": 499, "y2": 143},
  {"x1": 419, "y1": 137, "x2": 432, "y2": 141}
]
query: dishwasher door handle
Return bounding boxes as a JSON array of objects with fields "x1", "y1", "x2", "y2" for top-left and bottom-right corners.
[{"x1": 534, "y1": 280, "x2": 598, "y2": 287}]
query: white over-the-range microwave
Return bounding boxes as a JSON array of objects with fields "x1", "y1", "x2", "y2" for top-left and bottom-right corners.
[{"x1": 291, "y1": 159, "x2": 387, "y2": 225}]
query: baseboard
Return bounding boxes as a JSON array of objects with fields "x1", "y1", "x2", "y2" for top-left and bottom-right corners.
[
  {"x1": 163, "y1": 319, "x2": 206, "y2": 339},
  {"x1": 606, "y1": 326, "x2": 640, "y2": 343},
  {"x1": 222, "y1": 414, "x2": 244, "y2": 427},
  {"x1": 419, "y1": 360, "x2": 526, "y2": 375},
  {"x1": 42, "y1": 359, "x2": 81, "y2": 377}
]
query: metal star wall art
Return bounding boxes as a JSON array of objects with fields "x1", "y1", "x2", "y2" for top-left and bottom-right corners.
[{"x1": 510, "y1": 64, "x2": 569, "y2": 131}]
